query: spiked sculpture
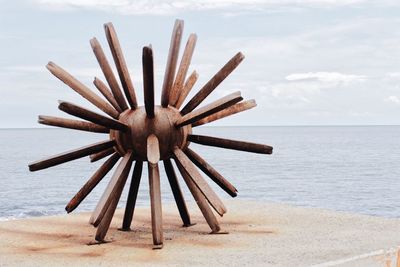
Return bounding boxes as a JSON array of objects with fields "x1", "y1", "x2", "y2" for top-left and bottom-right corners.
[{"x1": 28, "y1": 20, "x2": 273, "y2": 249}]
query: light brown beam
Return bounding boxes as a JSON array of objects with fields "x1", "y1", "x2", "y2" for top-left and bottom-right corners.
[
  {"x1": 188, "y1": 134, "x2": 273, "y2": 154},
  {"x1": 180, "y1": 52, "x2": 245, "y2": 115},
  {"x1": 46, "y1": 62, "x2": 119, "y2": 119},
  {"x1": 90, "y1": 148, "x2": 115, "y2": 163},
  {"x1": 185, "y1": 148, "x2": 237, "y2": 197},
  {"x1": 93, "y1": 77, "x2": 122, "y2": 112},
  {"x1": 95, "y1": 194, "x2": 119, "y2": 242},
  {"x1": 175, "y1": 91, "x2": 243, "y2": 127},
  {"x1": 192, "y1": 99, "x2": 256, "y2": 127},
  {"x1": 28, "y1": 140, "x2": 115, "y2": 172},
  {"x1": 169, "y1": 34, "x2": 197, "y2": 106},
  {"x1": 121, "y1": 161, "x2": 143, "y2": 231},
  {"x1": 142, "y1": 46, "x2": 155, "y2": 118},
  {"x1": 104, "y1": 22, "x2": 138, "y2": 109},
  {"x1": 163, "y1": 159, "x2": 192, "y2": 226},
  {"x1": 58, "y1": 101, "x2": 128, "y2": 132},
  {"x1": 175, "y1": 70, "x2": 198, "y2": 109},
  {"x1": 173, "y1": 147, "x2": 226, "y2": 216},
  {"x1": 161, "y1": 19, "x2": 184, "y2": 107},
  {"x1": 90, "y1": 151, "x2": 133, "y2": 226},
  {"x1": 147, "y1": 134, "x2": 163, "y2": 248},
  {"x1": 175, "y1": 160, "x2": 220, "y2": 233},
  {"x1": 38, "y1": 115, "x2": 109, "y2": 134},
  {"x1": 90, "y1": 37, "x2": 128, "y2": 111},
  {"x1": 65, "y1": 153, "x2": 120, "y2": 213}
]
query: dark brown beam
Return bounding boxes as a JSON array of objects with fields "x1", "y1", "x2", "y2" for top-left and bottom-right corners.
[
  {"x1": 38, "y1": 115, "x2": 109, "y2": 133},
  {"x1": 95, "y1": 194, "x2": 119, "y2": 242},
  {"x1": 93, "y1": 77, "x2": 122, "y2": 113},
  {"x1": 29, "y1": 140, "x2": 115, "y2": 172},
  {"x1": 175, "y1": 70, "x2": 198, "y2": 109},
  {"x1": 142, "y1": 46, "x2": 155, "y2": 118},
  {"x1": 90, "y1": 148, "x2": 115, "y2": 163}
]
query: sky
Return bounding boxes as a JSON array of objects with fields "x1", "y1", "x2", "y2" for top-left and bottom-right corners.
[{"x1": 1, "y1": 0, "x2": 400, "y2": 127}]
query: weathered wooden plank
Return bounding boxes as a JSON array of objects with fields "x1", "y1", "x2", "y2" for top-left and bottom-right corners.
[
  {"x1": 38, "y1": 115, "x2": 109, "y2": 133},
  {"x1": 90, "y1": 148, "x2": 115, "y2": 163},
  {"x1": 142, "y1": 46, "x2": 155, "y2": 118},
  {"x1": 175, "y1": 70, "x2": 198, "y2": 109},
  {"x1": 93, "y1": 77, "x2": 122, "y2": 112}
]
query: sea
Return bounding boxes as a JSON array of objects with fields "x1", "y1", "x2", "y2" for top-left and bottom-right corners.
[{"x1": 0, "y1": 126, "x2": 399, "y2": 220}]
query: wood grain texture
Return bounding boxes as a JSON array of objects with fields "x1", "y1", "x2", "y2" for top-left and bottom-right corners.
[
  {"x1": 104, "y1": 22, "x2": 138, "y2": 109},
  {"x1": 90, "y1": 148, "x2": 115, "y2": 163},
  {"x1": 65, "y1": 153, "x2": 120, "y2": 213},
  {"x1": 142, "y1": 46, "x2": 155, "y2": 118},
  {"x1": 175, "y1": 91, "x2": 243, "y2": 127},
  {"x1": 122, "y1": 161, "x2": 143, "y2": 230},
  {"x1": 173, "y1": 147, "x2": 227, "y2": 216},
  {"x1": 180, "y1": 52, "x2": 244, "y2": 115},
  {"x1": 175, "y1": 70, "x2": 198, "y2": 109},
  {"x1": 29, "y1": 140, "x2": 115, "y2": 172},
  {"x1": 185, "y1": 148, "x2": 237, "y2": 197},
  {"x1": 46, "y1": 61, "x2": 119, "y2": 119},
  {"x1": 169, "y1": 34, "x2": 197, "y2": 106},
  {"x1": 192, "y1": 99, "x2": 256, "y2": 127},
  {"x1": 90, "y1": 37, "x2": 128, "y2": 111},
  {"x1": 58, "y1": 101, "x2": 128, "y2": 132},
  {"x1": 93, "y1": 77, "x2": 122, "y2": 112},
  {"x1": 38, "y1": 115, "x2": 109, "y2": 133},
  {"x1": 161, "y1": 19, "x2": 184, "y2": 107},
  {"x1": 163, "y1": 159, "x2": 191, "y2": 226},
  {"x1": 188, "y1": 134, "x2": 273, "y2": 154}
]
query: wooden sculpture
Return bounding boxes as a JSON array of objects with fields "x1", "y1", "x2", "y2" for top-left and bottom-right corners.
[{"x1": 28, "y1": 19, "x2": 273, "y2": 249}]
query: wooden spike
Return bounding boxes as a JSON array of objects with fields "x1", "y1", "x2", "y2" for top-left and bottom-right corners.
[
  {"x1": 180, "y1": 52, "x2": 244, "y2": 115},
  {"x1": 173, "y1": 147, "x2": 226, "y2": 216},
  {"x1": 161, "y1": 19, "x2": 184, "y2": 107},
  {"x1": 46, "y1": 62, "x2": 119, "y2": 119},
  {"x1": 175, "y1": 160, "x2": 220, "y2": 233},
  {"x1": 175, "y1": 91, "x2": 243, "y2": 127},
  {"x1": 142, "y1": 46, "x2": 155, "y2": 118},
  {"x1": 185, "y1": 148, "x2": 237, "y2": 197},
  {"x1": 95, "y1": 194, "x2": 119, "y2": 242},
  {"x1": 58, "y1": 101, "x2": 128, "y2": 132},
  {"x1": 121, "y1": 161, "x2": 143, "y2": 231},
  {"x1": 169, "y1": 34, "x2": 197, "y2": 106},
  {"x1": 90, "y1": 151, "x2": 133, "y2": 226},
  {"x1": 29, "y1": 140, "x2": 115, "y2": 172},
  {"x1": 147, "y1": 135, "x2": 163, "y2": 247},
  {"x1": 192, "y1": 99, "x2": 256, "y2": 127},
  {"x1": 188, "y1": 134, "x2": 273, "y2": 154},
  {"x1": 93, "y1": 77, "x2": 122, "y2": 112},
  {"x1": 163, "y1": 159, "x2": 192, "y2": 226},
  {"x1": 38, "y1": 115, "x2": 109, "y2": 133},
  {"x1": 65, "y1": 153, "x2": 120, "y2": 213},
  {"x1": 104, "y1": 23, "x2": 138, "y2": 109},
  {"x1": 90, "y1": 37, "x2": 128, "y2": 110},
  {"x1": 90, "y1": 148, "x2": 115, "y2": 163},
  {"x1": 175, "y1": 70, "x2": 198, "y2": 109}
]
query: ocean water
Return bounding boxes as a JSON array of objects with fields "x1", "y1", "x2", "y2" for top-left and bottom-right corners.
[{"x1": 0, "y1": 126, "x2": 399, "y2": 220}]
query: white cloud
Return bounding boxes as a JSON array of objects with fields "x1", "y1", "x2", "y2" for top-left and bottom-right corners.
[
  {"x1": 285, "y1": 72, "x2": 366, "y2": 83},
  {"x1": 384, "y1": 95, "x2": 400, "y2": 104}
]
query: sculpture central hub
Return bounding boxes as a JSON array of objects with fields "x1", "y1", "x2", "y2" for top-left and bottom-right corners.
[{"x1": 111, "y1": 106, "x2": 191, "y2": 160}]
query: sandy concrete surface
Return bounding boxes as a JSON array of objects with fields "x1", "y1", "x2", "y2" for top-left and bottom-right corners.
[{"x1": 0, "y1": 200, "x2": 399, "y2": 266}]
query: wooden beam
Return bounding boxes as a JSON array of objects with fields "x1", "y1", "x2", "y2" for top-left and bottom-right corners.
[
  {"x1": 175, "y1": 91, "x2": 243, "y2": 127},
  {"x1": 161, "y1": 19, "x2": 184, "y2": 107},
  {"x1": 163, "y1": 159, "x2": 192, "y2": 226},
  {"x1": 142, "y1": 46, "x2": 155, "y2": 118},
  {"x1": 121, "y1": 161, "x2": 143, "y2": 231},
  {"x1": 175, "y1": 160, "x2": 220, "y2": 233},
  {"x1": 175, "y1": 70, "x2": 198, "y2": 109},
  {"x1": 173, "y1": 147, "x2": 226, "y2": 216},
  {"x1": 38, "y1": 115, "x2": 109, "y2": 133},
  {"x1": 46, "y1": 62, "x2": 119, "y2": 119},
  {"x1": 58, "y1": 101, "x2": 128, "y2": 132},
  {"x1": 95, "y1": 194, "x2": 119, "y2": 242},
  {"x1": 29, "y1": 140, "x2": 115, "y2": 172},
  {"x1": 65, "y1": 153, "x2": 120, "y2": 213},
  {"x1": 192, "y1": 99, "x2": 256, "y2": 127},
  {"x1": 185, "y1": 148, "x2": 237, "y2": 197},
  {"x1": 93, "y1": 77, "x2": 122, "y2": 112},
  {"x1": 169, "y1": 34, "x2": 197, "y2": 106},
  {"x1": 180, "y1": 52, "x2": 244, "y2": 115},
  {"x1": 90, "y1": 148, "x2": 115, "y2": 163},
  {"x1": 188, "y1": 134, "x2": 273, "y2": 154},
  {"x1": 104, "y1": 22, "x2": 138, "y2": 109},
  {"x1": 147, "y1": 134, "x2": 163, "y2": 247},
  {"x1": 90, "y1": 37, "x2": 128, "y2": 110}
]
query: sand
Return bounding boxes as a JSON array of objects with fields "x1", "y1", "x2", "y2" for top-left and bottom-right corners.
[{"x1": 0, "y1": 200, "x2": 399, "y2": 266}]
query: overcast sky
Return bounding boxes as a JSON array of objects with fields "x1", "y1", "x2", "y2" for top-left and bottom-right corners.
[{"x1": 1, "y1": 0, "x2": 400, "y2": 127}]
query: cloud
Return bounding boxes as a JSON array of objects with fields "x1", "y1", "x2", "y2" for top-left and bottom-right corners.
[
  {"x1": 285, "y1": 72, "x2": 366, "y2": 83},
  {"x1": 384, "y1": 95, "x2": 400, "y2": 104}
]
